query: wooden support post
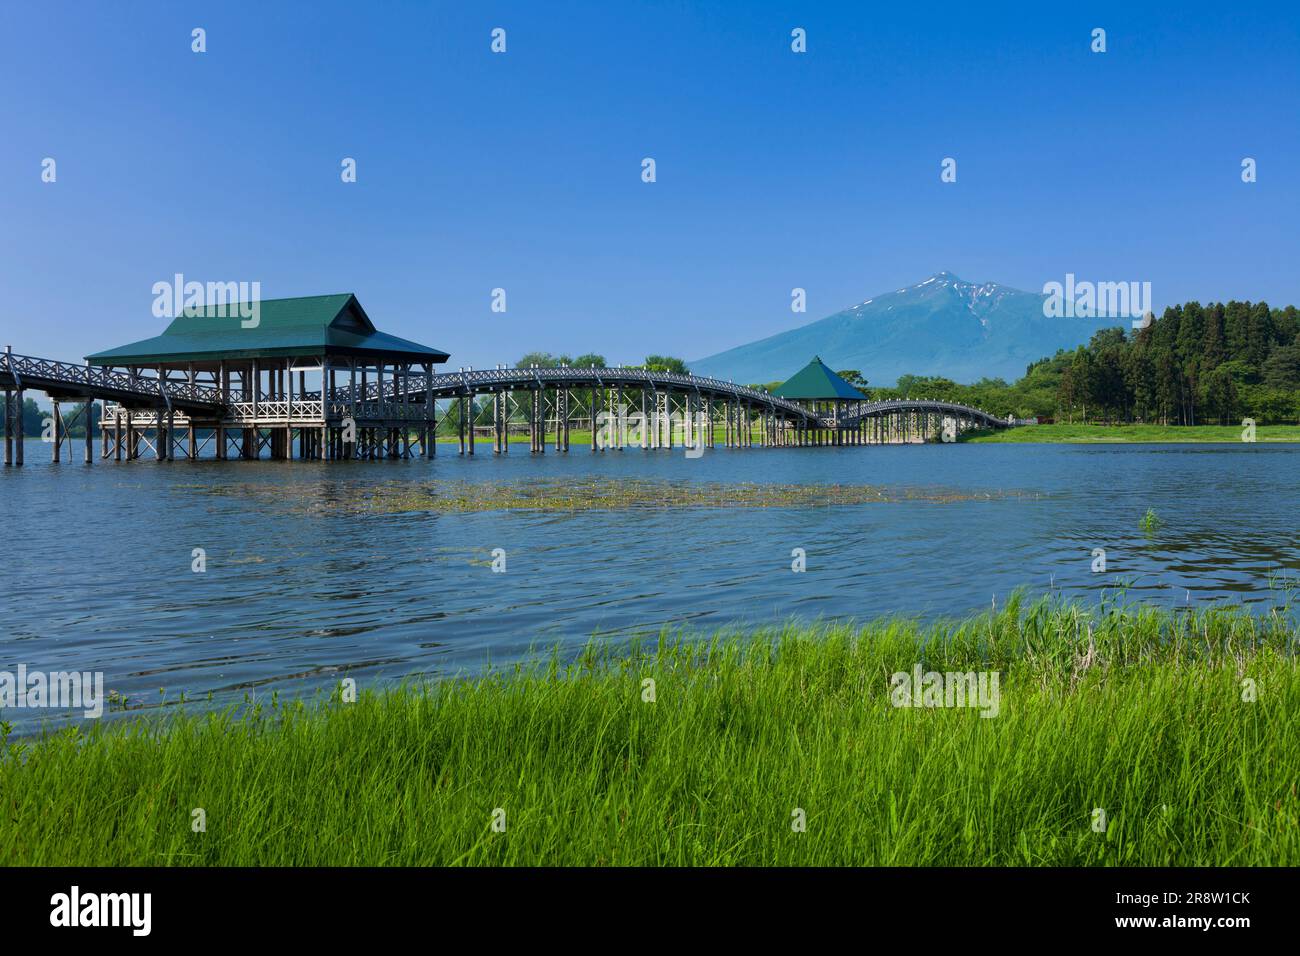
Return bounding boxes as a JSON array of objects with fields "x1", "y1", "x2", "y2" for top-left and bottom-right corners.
[
  {"x1": 467, "y1": 394, "x2": 476, "y2": 455},
  {"x1": 536, "y1": 389, "x2": 544, "y2": 452},
  {"x1": 458, "y1": 396, "x2": 466, "y2": 454},
  {"x1": 648, "y1": 391, "x2": 658, "y2": 450},
  {"x1": 499, "y1": 390, "x2": 508, "y2": 455},
  {"x1": 683, "y1": 392, "x2": 692, "y2": 450},
  {"x1": 494, "y1": 393, "x2": 502, "y2": 454},
  {"x1": 639, "y1": 389, "x2": 648, "y2": 449},
  {"x1": 612, "y1": 388, "x2": 621, "y2": 451},
  {"x1": 2, "y1": 388, "x2": 11, "y2": 466},
  {"x1": 85, "y1": 400, "x2": 94, "y2": 463},
  {"x1": 423, "y1": 363, "x2": 434, "y2": 459},
  {"x1": 52, "y1": 399, "x2": 61, "y2": 463},
  {"x1": 13, "y1": 389, "x2": 22, "y2": 466}
]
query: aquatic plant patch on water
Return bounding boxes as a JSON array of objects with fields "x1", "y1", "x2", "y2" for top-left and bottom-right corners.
[
  {"x1": 193, "y1": 477, "x2": 1036, "y2": 515},
  {"x1": 0, "y1": 597, "x2": 1296, "y2": 866},
  {"x1": 195, "y1": 477, "x2": 1035, "y2": 515}
]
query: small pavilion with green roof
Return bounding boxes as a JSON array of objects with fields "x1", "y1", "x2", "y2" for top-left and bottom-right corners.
[
  {"x1": 771, "y1": 356, "x2": 867, "y2": 445},
  {"x1": 85, "y1": 293, "x2": 450, "y2": 461}
]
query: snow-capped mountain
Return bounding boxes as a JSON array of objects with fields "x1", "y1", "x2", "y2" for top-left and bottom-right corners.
[{"x1": 691, "y1": 272, "x2": 1117, "y2": 386}]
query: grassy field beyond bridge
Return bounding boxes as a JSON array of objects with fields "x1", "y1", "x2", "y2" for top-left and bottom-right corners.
[{"x1": 965, "y1": 423, "x2": 1300, "y2": 443}]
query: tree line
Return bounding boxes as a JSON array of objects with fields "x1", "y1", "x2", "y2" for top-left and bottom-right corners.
[
  {"x1": 516, "y1": 352, "x2": 690, "y2": 374},
  {"x1": 11, "y1": 398, "x2": 101, "y2": 437},
  {"x1": 815, "y1": 300, "x2": 1300, "y2": 425}
]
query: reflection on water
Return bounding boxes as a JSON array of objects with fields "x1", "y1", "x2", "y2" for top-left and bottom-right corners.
[{"x1": 2, "y1": 439, "x2": 1298, "y2": 730}]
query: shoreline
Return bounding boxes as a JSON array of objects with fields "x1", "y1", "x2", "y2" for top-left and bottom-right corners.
[
  {"x1": 964, "y1": 423, "x2": 1300, "y2": 444},
  {"x1": 3, "y1": 598, "x2": 1296, "y2": 866}
]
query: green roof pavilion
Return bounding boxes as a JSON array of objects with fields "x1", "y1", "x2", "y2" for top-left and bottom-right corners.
[
  {"x1": 772, "y1": 356, "x2": 867, "y2": 401},
  {"x1": 86, "y1": 293, "x2": 449, "y2": 370}
]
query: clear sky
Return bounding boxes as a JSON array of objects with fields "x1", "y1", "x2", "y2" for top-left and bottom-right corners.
[{"x1": 2, "y1": 0, "x2": 1298, "y2": 369}]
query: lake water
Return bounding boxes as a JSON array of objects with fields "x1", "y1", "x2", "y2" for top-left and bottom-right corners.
[{"x1": 3, "y1": 438, "x2": 1298, "y2": 732}]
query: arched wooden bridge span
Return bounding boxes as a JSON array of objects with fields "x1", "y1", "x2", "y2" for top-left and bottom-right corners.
[{"x1": 2, "y1": 348, "x2": 1011, "y2": 464}]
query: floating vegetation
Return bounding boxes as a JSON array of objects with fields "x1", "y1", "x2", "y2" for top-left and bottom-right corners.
[
  {"x1": 191, "y1": 477, "x2": 1035, "y2": 515},
  {"x1": 1140, "y1": 508, "x2": 1162, "y2": 533},
  {"x1": 323, "y1": 478, "x2": 1032, "y2": 514}
]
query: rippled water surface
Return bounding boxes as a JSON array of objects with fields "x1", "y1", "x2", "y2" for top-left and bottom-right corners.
[{"x1": 3, "y1": 439, "x2": 1299, "y2": 730}]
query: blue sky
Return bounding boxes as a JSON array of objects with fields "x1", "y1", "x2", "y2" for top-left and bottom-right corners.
[{"x1": 2, "y1": 0, "x2": 1298, "y2": 370}]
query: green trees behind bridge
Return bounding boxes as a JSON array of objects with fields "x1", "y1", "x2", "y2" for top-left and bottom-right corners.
[
  {"x1": 517, "y1": 351, "x2": 609, "y2": 370},
  {"x1": 13, "y1": 397, "x2": 102, "y2": 437},
  {"x1": 516, "y1": 352, "x2": 689, "y2": 374},
  {"x1": 742, "y1": 301, "x2": 1300, "y2": 426},
  {"x1": 1051, "y1": 301, "x2": 1300, "y2": 425}
]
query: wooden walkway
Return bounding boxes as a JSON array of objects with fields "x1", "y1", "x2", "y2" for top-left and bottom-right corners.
[{"x1": 2, "y1": 348, "x2": 1011, "y2": 464}]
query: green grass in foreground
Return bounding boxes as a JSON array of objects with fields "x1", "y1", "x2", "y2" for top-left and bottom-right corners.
[
  {"x1": 2, "y1": 597, "x2": 1297, "y2": 866},
  {"x1": 965, "y1": 422, "x2": 1300, "y2": 443}
]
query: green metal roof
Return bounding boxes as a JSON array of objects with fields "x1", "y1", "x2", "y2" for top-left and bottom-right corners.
[
  {"x1": 772, "y1": 356, "x2": 868, "y2": 400},
  {"x1": 86, "y1": 294, "x2": 450, "y2": 366}
]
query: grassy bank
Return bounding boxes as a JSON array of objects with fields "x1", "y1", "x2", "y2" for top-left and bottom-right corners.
[
  {"x1": 2, "y1": 598, "x2": 1297, "y2": 866},
  {"x1": 965, "y1": 423, "x2": 1300, "y2": 443}
]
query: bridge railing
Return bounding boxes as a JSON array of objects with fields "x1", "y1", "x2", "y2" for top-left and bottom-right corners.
[
  {"x1": 1, "y1": 350, "x2": 224, "y2": 406},
  {"x1": 4, "y1": 349, "x2": 1007, "y2": 430},
  {"x1": 840, "y1": 398, "x2": 1007, "y2": 428},
  {"x1": 225, "y1": 400, "x2": 328, "y2": 423},
  {"x1": 326, "y1": 366, "x2": 818, "y2": 420}
]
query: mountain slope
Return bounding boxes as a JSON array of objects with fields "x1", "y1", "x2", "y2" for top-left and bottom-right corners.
[{"x1": 691, "y1": 272, "x2": 1118, "y2": 386}]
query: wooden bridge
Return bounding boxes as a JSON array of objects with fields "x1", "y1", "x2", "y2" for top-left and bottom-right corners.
[{"x1": 2, "y1": 347, "x2": 1011, "y2": 464}]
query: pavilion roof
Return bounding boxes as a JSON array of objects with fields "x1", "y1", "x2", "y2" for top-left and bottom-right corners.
[
  {"x1": 771, "y1": 356, "x2": 868, "y2": 400},
  {"x1": 86, "y1": 294, "x2": 450, "y2": 367}
]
